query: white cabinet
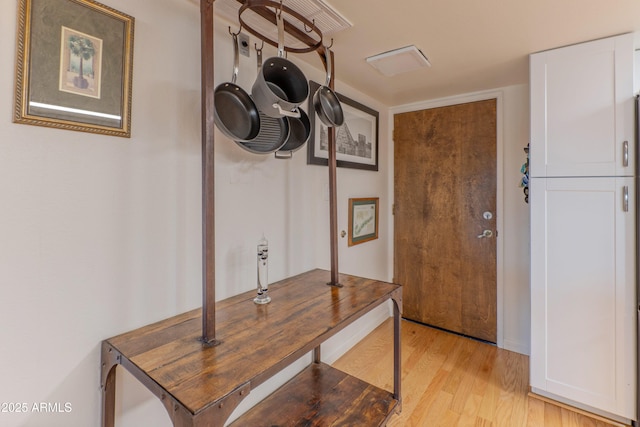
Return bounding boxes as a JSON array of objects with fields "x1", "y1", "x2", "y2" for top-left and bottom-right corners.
[
  {"x1": 530, "y1": 33, "x2": 634, "y2": 178},
  {"x1": 530, "y1": 178, "x2": 636, "y2": 420},
  {"x1": 529, "y1": 32, "x2": 637, "y2": 422}
]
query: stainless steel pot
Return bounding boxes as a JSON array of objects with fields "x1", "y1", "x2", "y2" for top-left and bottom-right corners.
[
  {"x1": 234, "y1": 40, "x2": 290, "y2": 154},
  {"x1": 255, "y1": 44, "x2": 310, "y2": 158},
  {"x1": 251, "y1": 13, "x2": 309, "y2": 118}
]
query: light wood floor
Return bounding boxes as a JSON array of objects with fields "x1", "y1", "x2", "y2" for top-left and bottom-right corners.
[{"x1": 332, "y1": 319, "x2": 622, "y2": 427}]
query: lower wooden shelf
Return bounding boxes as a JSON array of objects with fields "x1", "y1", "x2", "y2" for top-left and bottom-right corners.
[{"x1": 229, "y1": 362, "x2": 398, "y2": 427}]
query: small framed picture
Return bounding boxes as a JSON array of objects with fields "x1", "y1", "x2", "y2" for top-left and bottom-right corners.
[
  {"x1": 348, "y1": 197, "x2": 379, "y2": 246},
  {"x1": 14, "y1": 0, "x2": 135, "y2": 137}
]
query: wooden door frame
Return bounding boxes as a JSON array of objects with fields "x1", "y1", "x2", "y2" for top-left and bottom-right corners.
[{"x1": 389, "y1": 90, "x2": 505, "y2": 349}]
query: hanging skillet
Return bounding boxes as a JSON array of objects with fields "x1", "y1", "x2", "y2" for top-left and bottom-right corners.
[
  {"x1": 251, "y1": 10, "x2": 309, "y2": 118},
  {"x1": 214, "y1": 30, "x2": 261, "y2": 142},
  {"x1": 313, "y1": 46, "x2": 344, "y2": 127},
  {"x1": 234, "y1": 43, "x2": 290, "y2": 155},
  {"x1": 237, "y1": 111, "x2": 289, "y2": 154}
]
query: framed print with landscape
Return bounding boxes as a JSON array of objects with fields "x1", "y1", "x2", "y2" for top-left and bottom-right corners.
[
  {"x1": 14, "y1": 0, "x2": 134, "y2": 137},
  {"x1": 348, "y1": 197, "x2": 379, "y2": 246},
  {"x1": 307, "y1": 81, "x2": 379, "y2": 171}
]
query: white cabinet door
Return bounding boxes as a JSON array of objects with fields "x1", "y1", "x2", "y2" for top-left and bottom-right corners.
[
  {"x1": 530, "y1": 33, "x2": 634, "y2": 178},
  {"x1": 530, "y1": 177, "x2": 636, "y2": 419}
]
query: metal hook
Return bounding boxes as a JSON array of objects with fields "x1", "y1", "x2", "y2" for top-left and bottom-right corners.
[
  {"x1": 303, "y1": 19, "x2": 316, "y2": 33},
  {"x1": 228, "y1": 25, "x2": 242, "y2": 36},
  {"x1": 326, "y1": 38, "x2": 334, "y2": 49},
  {"x1": 255, "y1": 40, "x2": 264, "y2": 73}
]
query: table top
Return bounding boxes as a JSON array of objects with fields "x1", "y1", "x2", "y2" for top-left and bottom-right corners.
[{"x1": 104, "y1": 269, "x2": 401, "y2": 415}]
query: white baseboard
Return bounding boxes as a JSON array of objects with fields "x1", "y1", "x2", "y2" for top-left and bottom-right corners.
[
  {"x1": 502, "y1": 338, "x2": 530, "y2": 355},
  {"x1": 321, "y1": 301, "x2": 392, "y2": 365}
]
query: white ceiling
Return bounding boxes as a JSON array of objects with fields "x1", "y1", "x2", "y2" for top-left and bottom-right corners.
[
  {"x1": 207, "y1": 0, "x2": 640, "y2": 106},
  {"x1": 299, "y1": 0, "x2": 640, "y2": 106}
]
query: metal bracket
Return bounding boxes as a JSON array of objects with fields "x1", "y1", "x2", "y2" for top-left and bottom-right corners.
[
  {"x1": 238, "y1": 33, "x2": 250, "y2": 57},
  {"x1": 100, "y1": 343, "x2": 121, "y2": 391},
  {"x1": 190, "y1": 382, "x2": 252, "y2": 427},
  {"x1": 101, "y1": 342, "x2": 122, "y2": 427}
]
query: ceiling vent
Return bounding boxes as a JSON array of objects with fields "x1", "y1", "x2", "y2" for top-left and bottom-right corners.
[
  {"x1": 366, "y1": 45, "x2": 432, "y2": 77},
  {"x1": 215, "y1": 0, "x2": 352, "y2": 50}
]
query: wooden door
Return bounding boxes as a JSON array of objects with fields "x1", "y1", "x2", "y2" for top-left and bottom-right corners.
[{"x1": 394, "y1": 99, "x2": 497, "y2": 343}]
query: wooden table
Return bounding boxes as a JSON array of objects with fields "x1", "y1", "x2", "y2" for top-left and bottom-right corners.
[{"x1": 101, "y1": 269, "x2": 402, "y2": 426}]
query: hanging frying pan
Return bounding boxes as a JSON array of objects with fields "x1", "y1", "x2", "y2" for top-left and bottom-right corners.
[
  {"x1": 313, "y1": 46, "x2": 344, "y2": 127},
  {"x1": 234, "y1": 43, "x2": 290, "y2": 154},
  {"x1": 251, "y1": 11, "x2": 309, "y2": 118},
  {"x1": 214, "y1": 31, "x2": 260, "y2": 142}
]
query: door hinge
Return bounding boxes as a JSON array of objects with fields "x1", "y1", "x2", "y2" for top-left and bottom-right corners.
[{"x1": 392, "y1": 204, "x2": 395, "y2": 215}]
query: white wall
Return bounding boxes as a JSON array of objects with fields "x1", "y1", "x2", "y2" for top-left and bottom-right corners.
[
  {"x1": 501, "y1": 84, "x2": 531, "y2": 355},
  {"x1": 390, "y1": 84, "x2": 532, "y2": 355},
  {"x1": 1, "y1": 1, "x2": 534, "y2": 425},
  {"x1": 213, "y1": 16, "x2": 393, "y2": 294},
  {"x1": 0, "y1": 2, "x2": 392, "y2": 427}
]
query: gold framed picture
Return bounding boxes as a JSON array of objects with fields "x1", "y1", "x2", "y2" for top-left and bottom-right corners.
[
  {"x1": 348, "y1": 197, "x2": 379, "y2": 246},
  {"x1": 14, "y1": 0, "x2": 134, "y2": 137}
]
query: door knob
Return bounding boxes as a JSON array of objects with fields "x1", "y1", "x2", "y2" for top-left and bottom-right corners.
[{"x1": 477, "y1": 230, "x2": 493, "y2": 238}]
